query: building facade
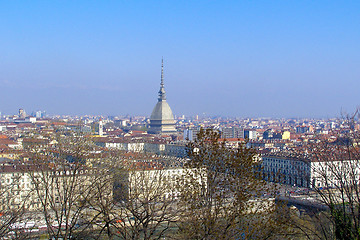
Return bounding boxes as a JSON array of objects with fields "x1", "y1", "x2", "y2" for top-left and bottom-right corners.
[{"x1": 261, "y1": 154, "x2": 360, "y2": 189}]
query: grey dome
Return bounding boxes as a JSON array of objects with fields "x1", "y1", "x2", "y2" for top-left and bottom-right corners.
[
  {"x1": 150, "y1": 100, "x2": 174, "y2": 121},
  {"x1": 148, "y1": 59, "x2": 176, "y2": 134}
]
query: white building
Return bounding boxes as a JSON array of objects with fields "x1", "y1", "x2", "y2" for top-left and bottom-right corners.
[{"x1": 260, "y1": 154, "x2": 360, "y2": 189}]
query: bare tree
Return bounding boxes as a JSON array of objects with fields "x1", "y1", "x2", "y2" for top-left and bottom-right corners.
[
  {"x1": 284, "y1": 110, "x2": 360, "y2": 240},
  {"x1": 24, "y1": 134, "x2": 113, "y2": 239},
  {"x1": 0, "y1": 163, "x2": 30, "y2": 239},
  {"x1": 305, "y1": 115, "x2": 360, "y2": 239},
  {"x1": 89, "y1": 153, "x2": 181, "y2": 240},
  {"x1": 176, "y1": 128, "x2": 289, "y2": 239},
  {"x1": 19, "y1": 132, "x2": 184, "y2": 239}
]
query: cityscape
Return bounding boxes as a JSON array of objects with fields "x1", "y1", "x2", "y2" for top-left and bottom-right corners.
[
  {"x1": 0, "y1": 61, "x2": 359, "y2": 239},
  {"x1": 1, "y1": 1, "x2": 360, "y2": 240}
]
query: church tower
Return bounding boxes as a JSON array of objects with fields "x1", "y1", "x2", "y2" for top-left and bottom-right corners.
[{"x1": 148, "y1": 59, "x2": 176, "y2": 134}]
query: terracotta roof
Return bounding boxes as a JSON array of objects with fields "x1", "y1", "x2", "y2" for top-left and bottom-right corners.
[
  {"x1": 0, "y1": 139, "x2": 17, "y2": 145},
  {"x1": 0, "y1": 144, "x2": 10, "y2": 150},
  {"x1": 51, "y1": 122, "x2": 67, "y2": 126},
  {"x1": 22, "y1": 138, "x2": 49, "y2": 144},
  {"x1": 132, "y1": 130, "x2": 146, "y2": 134}
]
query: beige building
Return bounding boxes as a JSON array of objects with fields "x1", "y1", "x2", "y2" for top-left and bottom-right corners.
[{"x1": 0, "y1": 164, "x2": 112, "y2": 212}]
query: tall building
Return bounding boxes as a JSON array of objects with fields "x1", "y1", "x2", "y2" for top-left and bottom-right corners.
[
  {"x1": 221, "y1": 127, "x2": 244, "y2": 139},
  {"x1": 19, "y1": 108, "x2": 26, "y2": 118},
  {"x1": 244, "y1": 129, "x2": 258, "y2": 140},
  {"x1": 148, "y1": 59, "x2": 176, "y2": 134},
  {"x1": 99, "y1": 118, "x2": 104, "y2": 136},
  {"x1": 296, "y1": 125, "x2": 312, "y2": 133},
  {"x1": 183, "y1": 128, "x2": 200, "y2": 141}
]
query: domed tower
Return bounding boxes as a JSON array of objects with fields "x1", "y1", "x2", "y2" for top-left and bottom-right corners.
[{"x1": 148, "y1": 59, "x2": 176, "y2": 134}]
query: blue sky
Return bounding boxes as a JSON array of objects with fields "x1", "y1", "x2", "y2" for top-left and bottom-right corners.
[{"x1": 0, "y1": 1, "x2": 359, "y2": 118}]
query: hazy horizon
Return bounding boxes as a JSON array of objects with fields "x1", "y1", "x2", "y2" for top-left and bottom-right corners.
[{"x1": 1, "y1": 1, "x2": 359, "y2": 118}]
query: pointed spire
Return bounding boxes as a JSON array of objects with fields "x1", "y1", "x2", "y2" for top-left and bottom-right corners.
[
  {"x1": 161, "y1": 57, "x2": 164, "y2": 88},
  {"x1": 158, "y1": 57, "x2": 166, "y2": 101}
]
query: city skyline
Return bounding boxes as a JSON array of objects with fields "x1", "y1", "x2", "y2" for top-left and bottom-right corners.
[{"x1": 1, "y1": 1, "x2": 359, "y2": 118}]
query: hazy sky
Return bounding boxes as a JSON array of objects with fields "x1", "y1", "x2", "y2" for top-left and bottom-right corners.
[{"x1": 0, "y1": 1, "x2": 359, "y2": 118}]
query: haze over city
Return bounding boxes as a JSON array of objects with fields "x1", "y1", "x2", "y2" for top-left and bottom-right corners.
[
  {"x1": 1, "y1": 1, "x2": 359, "y2": 118},
  {"x1": 2, "y1": 2, "x2": 360, "y2": 238}
]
